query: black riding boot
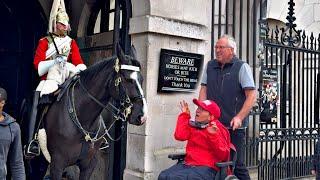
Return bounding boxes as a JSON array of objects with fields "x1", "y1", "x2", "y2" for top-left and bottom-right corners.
[{"x1": 24, "y1": 91, "x2": 41, "y2": 158}]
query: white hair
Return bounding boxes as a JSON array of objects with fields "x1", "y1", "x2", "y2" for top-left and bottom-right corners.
[{"x1": 221, "y1": 34, "x2": 237, "y2": 55}]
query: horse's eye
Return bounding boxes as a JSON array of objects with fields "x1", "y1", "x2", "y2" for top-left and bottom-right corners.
[
  {"x1": 138, "y1": 74, "x2": 143, "y2": 82},
  {"x1": 127, "y1": 78, "x2": 135, "y2": 83}
]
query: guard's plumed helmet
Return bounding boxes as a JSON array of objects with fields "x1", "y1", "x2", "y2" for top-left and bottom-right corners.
[
  {"x1": 48, "y1": 0, "x2": 70, "y2": 33},
  {"x1": 56, "y1": 8, "x2": 69, "y2": 26}
]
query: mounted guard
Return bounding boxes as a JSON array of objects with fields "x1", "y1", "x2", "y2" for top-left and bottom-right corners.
[{"x1": 25, "y1": 0, "x2": 87, "y2": 157}]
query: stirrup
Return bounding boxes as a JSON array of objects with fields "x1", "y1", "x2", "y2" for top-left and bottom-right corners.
[
  {"x1": 99, "y1": 137, "x2": 109, "y2": 151},
  {"x1": 24, "y1": 139, "x2": 41, "y2": 157}
]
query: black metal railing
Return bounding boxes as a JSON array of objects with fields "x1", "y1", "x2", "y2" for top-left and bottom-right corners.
[
  {"x1": 258, "y1": 0, "x2": 320, "y2": 179},
  {"x1": 213, "y1": 0, "x2": 320, "y2": 179},
  {"x1": 258, "y1": 128, "x2": 319, "y2": 179}
]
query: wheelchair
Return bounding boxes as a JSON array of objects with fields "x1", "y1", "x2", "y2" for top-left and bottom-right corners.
[{"x1": 168, "y1": 146, "x2": 238, "y2": 180}]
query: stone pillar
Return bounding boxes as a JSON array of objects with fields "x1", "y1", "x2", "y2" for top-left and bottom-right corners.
[{"x1": 124, "y1": 0, "x2": 212, "y2": 179}]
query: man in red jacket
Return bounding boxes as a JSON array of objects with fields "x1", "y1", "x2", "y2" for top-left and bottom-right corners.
[{"x1": 158, "y1": 99, "x2": 231, "y2": 180}]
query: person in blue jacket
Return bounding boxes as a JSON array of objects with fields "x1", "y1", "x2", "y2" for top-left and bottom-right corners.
[{"x1": 0, "y1": 87, "x2": 25, "y2": 179}]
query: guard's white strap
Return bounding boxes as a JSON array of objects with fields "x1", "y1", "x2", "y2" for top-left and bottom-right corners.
[
  {"x1": 120, "y1": 65, "x2": 140, "y2": 72},
  {"x1": 46, "y1": 36, "x2": 72, "y2": 59}
]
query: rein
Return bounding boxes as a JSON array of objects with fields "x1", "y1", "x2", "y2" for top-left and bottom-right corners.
[
  {"x1": 67, "y1": 79, "x2": 124, "y2": 143},
  {"x1": 67, "y1": 57, "x2": 143, "y2": 144},
  {"x1": 77, "y1": 78, "x2": 124, "y2": 121}
]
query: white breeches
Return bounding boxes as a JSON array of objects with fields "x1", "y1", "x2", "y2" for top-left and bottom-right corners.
[{"x1": 36, "y1": 62, "x2": 78, "y2": 97}]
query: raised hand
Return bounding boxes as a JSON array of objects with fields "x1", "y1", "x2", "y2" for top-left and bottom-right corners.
[{"x1": 179, "y1": 100, "x2": 190, "y2": 114}]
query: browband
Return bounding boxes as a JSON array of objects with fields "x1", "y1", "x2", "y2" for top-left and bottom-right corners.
[{"x1": 120, "y1": 65, "x2": 140, "y2": 72}]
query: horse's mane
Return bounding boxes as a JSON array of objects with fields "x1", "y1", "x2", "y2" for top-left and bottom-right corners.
[{"x1": 79, "y1": 56, "x2": 117, "y2": 84}]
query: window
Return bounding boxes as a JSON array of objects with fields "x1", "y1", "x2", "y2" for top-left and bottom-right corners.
[{"x1": 88, "y1": 0, "x2": 123, "y2": 35}]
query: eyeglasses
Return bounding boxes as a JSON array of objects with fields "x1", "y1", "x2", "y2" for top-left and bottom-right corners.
[{"x1": 214, "y1": 46, "x2": 232, "y2": 49}]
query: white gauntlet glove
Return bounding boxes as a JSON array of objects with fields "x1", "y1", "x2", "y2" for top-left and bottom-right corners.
[{"x1": 55, "y1": 55, "x2": 67, "y2": 64}]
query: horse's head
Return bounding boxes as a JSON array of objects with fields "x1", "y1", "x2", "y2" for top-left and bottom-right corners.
[{"x1": 111, "y1": 44, "x2": 147, "y2": 126}]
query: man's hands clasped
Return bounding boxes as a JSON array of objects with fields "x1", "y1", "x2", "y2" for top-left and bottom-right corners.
[{"x1": 55, "y1": 55, "x2": 67, "y2": 64}]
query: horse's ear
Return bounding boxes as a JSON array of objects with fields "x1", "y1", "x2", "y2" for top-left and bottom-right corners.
[{"x1": 116, "y1": 43, "x2": 126, "y2": 62}]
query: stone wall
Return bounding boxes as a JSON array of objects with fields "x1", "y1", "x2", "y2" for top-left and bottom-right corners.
[{"x1": 267, "y1": 0, "x2": 320, "y2": 36}]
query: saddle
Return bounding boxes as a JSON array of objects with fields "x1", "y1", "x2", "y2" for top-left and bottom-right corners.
[{"x1": 57, "y1": 75, "x2": 79, "y2": 101}]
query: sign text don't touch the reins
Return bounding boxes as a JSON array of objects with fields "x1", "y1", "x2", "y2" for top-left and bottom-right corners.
[{"x1": 157, "y1": 49, "x2": 203, "y2": 93}]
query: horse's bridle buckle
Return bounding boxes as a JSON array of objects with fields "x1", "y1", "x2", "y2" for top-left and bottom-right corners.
[
  {"x1": 85, "y1": 134, "x2": 91, "y2": 142},
  {"x1": 115, "y1": 77, "x2": 122, "y2": 87},
  {"x1": 114, "y1": 58, "x2": 120, "y2": 72},
  {"x1": 124, "y1": 106, "x2": 132, "y2": 119}
]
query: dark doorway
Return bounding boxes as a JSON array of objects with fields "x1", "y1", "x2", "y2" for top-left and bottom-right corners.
[
  {"x1": 0, "y1": 0, "x2": 47, "y2": 179},
  {"x1": 0, "y1": 0, "x2": 46, "y2": 119}
]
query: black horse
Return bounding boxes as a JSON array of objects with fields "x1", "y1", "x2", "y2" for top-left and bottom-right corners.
[{"x1": 38, "y1": 45, "x2": 146, "y2": 180}]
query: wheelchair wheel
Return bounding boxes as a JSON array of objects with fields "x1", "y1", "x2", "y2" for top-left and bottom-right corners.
[{"x1": 225, "y1": 175, "x2": 239, "y2": 180}]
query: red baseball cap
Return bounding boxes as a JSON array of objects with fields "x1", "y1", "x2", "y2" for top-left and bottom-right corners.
[{"x1": 193, "y1": 99, "x2": 221, "y2": 119}]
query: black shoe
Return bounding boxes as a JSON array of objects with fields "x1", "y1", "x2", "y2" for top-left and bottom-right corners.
[{"x1": 24, "y1": 140, "x2": 40, "y2": 158}]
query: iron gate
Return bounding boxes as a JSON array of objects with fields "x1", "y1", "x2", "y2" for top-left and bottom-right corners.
[{"x1": 258, "y1": 0, "x2": 320, "y2": 179}]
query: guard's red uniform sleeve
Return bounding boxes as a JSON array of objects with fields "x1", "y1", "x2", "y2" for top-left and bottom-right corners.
[
  {"x1": 207, "y1": 120, "x2": 230, "y2": 162},
  {"x1": 68, "y1": 40, "x2": 84, "y2": 65},
  {"x1": 174, "y1": 112, "x2": 191, "y2": 141},
  {"x1": 33, "y1": 38, "x2": 48, "y2": 70}
]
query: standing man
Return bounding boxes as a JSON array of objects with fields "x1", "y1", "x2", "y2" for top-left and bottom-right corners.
[
  {"x1": 25, "y1": 0, "x2": 87, "y2": 157},
  {"x1": 199, "y1": 34, "x2": 256, "y2": 179},
  {"x1": 0, "y1": 87, "x2": 26, "y2": 179}
]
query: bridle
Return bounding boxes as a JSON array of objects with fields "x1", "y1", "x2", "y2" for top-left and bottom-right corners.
[{"x1": 67, "y1": 57, "x2": 146, "y2": 144}]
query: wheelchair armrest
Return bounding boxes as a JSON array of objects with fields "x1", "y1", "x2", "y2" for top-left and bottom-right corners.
[
  {"x1": 168, "y1": 153, "x2": 186, "y2": 163},
  {"x1": 216, "y1": 161, "x2": 234, "y2": 168}
]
